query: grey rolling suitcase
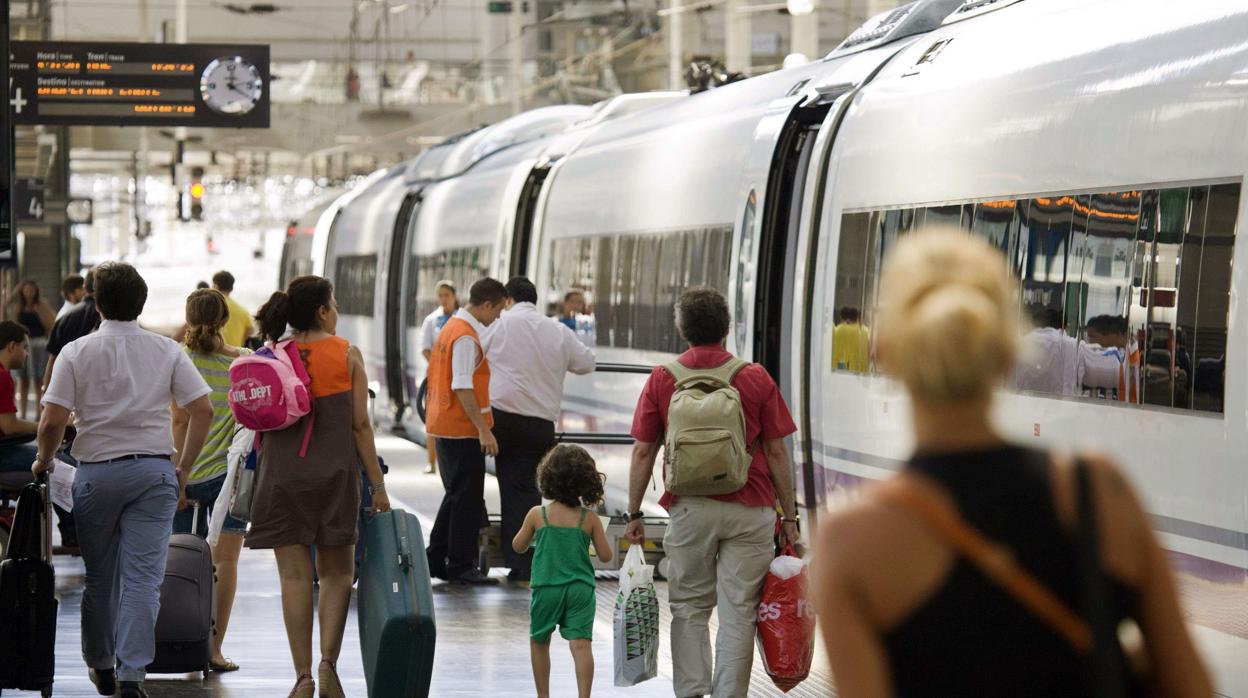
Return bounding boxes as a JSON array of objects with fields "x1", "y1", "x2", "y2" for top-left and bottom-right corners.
[{"x1": 147, "y1": 502, "x2": 215, "y2": 676}]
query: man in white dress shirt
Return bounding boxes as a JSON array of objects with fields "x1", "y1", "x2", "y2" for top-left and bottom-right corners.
[
  {"x1": 484, "y1": 276, "x2": 595, "y2": 582},
  {"x1": 1015, "y1": 305, "x2": 1118, "y2": 397},
  {"x1": 418, "y1": 280, "x2": 459, "y2": 474},
  {"x1": 34, "y1": 262, "x2": 214, "y2": 698}
]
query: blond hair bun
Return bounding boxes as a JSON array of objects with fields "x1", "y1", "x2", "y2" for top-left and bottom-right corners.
[{"x1": 877, "y1": 227, "x2": 1018, "y2": 403}]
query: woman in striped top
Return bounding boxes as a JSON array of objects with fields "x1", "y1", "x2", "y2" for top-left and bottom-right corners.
[{"x1": 171, "y1": 288, "x2": 250, "y2": 673}]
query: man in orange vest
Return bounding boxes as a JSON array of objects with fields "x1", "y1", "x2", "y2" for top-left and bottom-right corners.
[{"x1": 425, "y1": 277, "x2": 509, "y2": 585}]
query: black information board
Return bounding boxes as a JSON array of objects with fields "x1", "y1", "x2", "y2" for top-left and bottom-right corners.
[{"x1": 9, "y1": 41, "x2": 270, "y2": 128}]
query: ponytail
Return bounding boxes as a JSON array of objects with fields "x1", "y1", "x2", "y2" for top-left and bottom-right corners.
[
  {"x1": 184, "y1": 289, "x2": 230, "y2": 354},
  {"x1": 256, "y1": 275, "x2": 334, "y2": 343},
  {"x1": 255, "y1": 290, "x2": 292, "y2": 343}
]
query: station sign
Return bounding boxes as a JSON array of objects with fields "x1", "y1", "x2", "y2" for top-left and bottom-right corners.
[
  {"x1": 13, "y1": 178, "x2": 43, "y2": 222},
  {"x1": 8, "y1": 41, "x2": 270, "y2": 128}
]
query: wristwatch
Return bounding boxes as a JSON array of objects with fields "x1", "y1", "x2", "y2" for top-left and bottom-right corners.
[{"x1": 627, "y1": 511, "x2": 645, "y2": 522}]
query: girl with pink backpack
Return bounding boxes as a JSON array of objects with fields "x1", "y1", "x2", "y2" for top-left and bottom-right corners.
[{"x1": 239, "y1": 275, "x2": 390, "y2": 698}]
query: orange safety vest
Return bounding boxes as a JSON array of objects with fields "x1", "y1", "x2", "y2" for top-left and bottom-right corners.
[{"x1": 426, "y1": 315, "x2": 493, "y2": 438}]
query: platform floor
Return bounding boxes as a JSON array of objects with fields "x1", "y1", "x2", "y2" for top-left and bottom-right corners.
[{"x1": 19, "y1": 436, "x2": 836, "y2": 697}]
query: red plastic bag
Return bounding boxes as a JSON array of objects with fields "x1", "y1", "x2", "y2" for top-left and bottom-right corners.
[{"x1": 755, "y1": 546, "x2": 815, "y2": 692}]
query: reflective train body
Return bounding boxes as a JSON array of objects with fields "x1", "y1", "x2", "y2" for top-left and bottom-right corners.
[{"x1": 288, "y1": 0, "x2": 1248, "y2": 606}]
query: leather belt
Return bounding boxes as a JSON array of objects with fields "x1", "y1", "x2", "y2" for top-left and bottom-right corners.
[{"x1": 79, "y1": 453, "x2": 172, "y2": 465}]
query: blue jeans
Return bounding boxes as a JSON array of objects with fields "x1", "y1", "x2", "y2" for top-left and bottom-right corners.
[
  {"x1": 73, "y1": 456, "x2": 179, "y2": 682},
  {"x1": 172, "y1": 474, "x2": 248, "y2": 537},
  {"x1": 0, "y1": 441, "x2": 37, "y2": 473}
]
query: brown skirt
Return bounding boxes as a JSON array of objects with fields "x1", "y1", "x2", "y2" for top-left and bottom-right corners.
[{"x1": 246, "y1": 391, "x2": 362, "y2": 549}]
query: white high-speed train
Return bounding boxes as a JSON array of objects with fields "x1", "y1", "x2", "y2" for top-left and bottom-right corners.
[{"x1": 287, "y1": 0, "x2": 1248, "y2": 582}]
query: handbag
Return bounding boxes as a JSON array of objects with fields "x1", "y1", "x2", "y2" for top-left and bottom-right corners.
[
  {"x1": 1074, "y1": 458, "x2": 1135, "y2": 698},
  {"x1": 228, "y1": 434, "x2": 259, "y2": 523}
]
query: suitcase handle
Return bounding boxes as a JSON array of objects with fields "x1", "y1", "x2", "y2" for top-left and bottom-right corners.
[{"x1": 393, "y1": 510, "x2": 413, "y2": 573}]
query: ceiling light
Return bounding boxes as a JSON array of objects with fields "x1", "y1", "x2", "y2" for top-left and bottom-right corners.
[{"x1": 786, "y1": 0, "x2": 814, "y2": 16}]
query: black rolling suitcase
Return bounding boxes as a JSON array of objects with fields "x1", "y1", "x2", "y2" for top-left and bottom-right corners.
[
  {"x1": 0, "y1": 474, "x2": 57, "y2": 697},
  {"x1": 147, "y1": 502, "x2": 215, "y2": 677}
]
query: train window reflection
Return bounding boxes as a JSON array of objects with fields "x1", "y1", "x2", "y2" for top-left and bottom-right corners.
[
  {"x1": 830, "y1": 181, "x2": 1239, "y2": 415},
  {"x1": 334, "y1": 254, "x2": 378, "y2": 317},
  {"x1": 831, "y1": 212, "x2": 872, "y2": 373},
  {"x1": 408, "y1": 246, "x2": 492, "y2": 326},
  {"x1": 548, "y1": 226, "x2": 733, "y2": 354}
]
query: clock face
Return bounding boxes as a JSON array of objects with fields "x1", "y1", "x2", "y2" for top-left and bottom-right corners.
[{"x1": 200, "y1": 57, "x2": 263, "y2": 115}]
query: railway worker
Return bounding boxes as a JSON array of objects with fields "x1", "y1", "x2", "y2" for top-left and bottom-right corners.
[
  {"x1": 33, "y1": 262, "x2": 216, "y2": 698},
  {"x1": 485, "y1": 276, "x2": 595, "y2": 583},
  {"x1": 624, "y1": 286, "x2": 801, "y2": 698},
  {"x1": 425, "y1": 277, "x2": 509, "y2": 586},
  {"x1": 811, "y1": 229, "x2": 1210, "y2": 697},
  {"x1": 419, "y1": 279, "x2": 460, "y2": 475},
  {"x1": 212, "y1": 270, "x2": 254, "y2": 349},
  {"x1": 1086, "y1": 314, "x2": 1141, "y2": 404},
  {"x1": 831, "y1": 306, "x2": 870, "y2": 373}
]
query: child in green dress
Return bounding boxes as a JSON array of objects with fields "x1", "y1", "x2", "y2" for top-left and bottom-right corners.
[{"x1": 512, "y1": 444, "x2": 614, "y2": 698}]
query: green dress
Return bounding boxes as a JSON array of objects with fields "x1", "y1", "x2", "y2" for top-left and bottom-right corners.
[{"x1": 529, "y1": 507, "x2": 597, "y2": 643}]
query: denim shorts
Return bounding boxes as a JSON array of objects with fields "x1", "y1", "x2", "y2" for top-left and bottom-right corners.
[{"x1": 172, "y1": 473, "x2": 247, "y2": 537}]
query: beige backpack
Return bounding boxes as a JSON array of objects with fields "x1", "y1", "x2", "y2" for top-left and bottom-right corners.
[{"x1": 662, "y1": 358, "x2": 752, "y2": 496}]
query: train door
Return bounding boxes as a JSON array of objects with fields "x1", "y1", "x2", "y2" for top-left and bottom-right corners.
[
  {"x1": 509, "y1": 163, "x2": 550, "y2": 278},
  {"x1": 752, "y1": 86, "x2": 856, "y2": 520},
  {"x1": 383, "y1": 189, "x2": 422, "y2": 424}
]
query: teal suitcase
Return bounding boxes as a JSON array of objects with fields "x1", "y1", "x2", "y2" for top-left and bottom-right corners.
[{"x1": 358, "y1": 510, "x2": 436, "y2": 697}]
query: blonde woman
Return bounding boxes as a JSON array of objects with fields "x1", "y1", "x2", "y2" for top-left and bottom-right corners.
[
  {"x1": 171, "y1": 288, "x2": 249, "y2": 673},
  {"x1": 812, "y1": 229, "x2": 1210, "y2": 697}
]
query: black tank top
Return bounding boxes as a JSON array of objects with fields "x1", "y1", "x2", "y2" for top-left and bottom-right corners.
[
  {"x1": 883, "y1": 445, "x2": 1136, "y2": 697},
  {"x1": 18, "y1": 309, "x2": 43, "y2": 338}
]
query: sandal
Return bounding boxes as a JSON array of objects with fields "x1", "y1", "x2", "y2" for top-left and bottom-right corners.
[
  {"x1": 209, "y1": 658, "x2": 240, "y2": 673},
  {"x1": 318, "y1": 659, "x2": 344, "y2": 698},
  {"x1": 288, "y1": 674, "x2": 314, "y2": 698}
]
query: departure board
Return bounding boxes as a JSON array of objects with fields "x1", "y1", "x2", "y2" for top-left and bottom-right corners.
[{"x1": 9, "y1": 41, "x2": 270, "y2": 127}]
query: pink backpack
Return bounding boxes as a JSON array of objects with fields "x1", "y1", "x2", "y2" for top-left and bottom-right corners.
[{"x1": 227, "y1": 340, "x2": 315, "y2": 457}]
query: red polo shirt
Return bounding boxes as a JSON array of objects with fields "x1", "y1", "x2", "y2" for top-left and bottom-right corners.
[
  {"x1": 0, "y1": 370, "x2": 15, "y2": 435},
  {"x1": 630, "y1": 345, "x2": 796, "y2": 510}
]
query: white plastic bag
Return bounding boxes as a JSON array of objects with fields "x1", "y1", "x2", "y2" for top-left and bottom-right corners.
[
  {"x1": 614, "y1": 545, "x2": 660, "y2": 687},
  {"x1": 769, "y1": 554, "x2": 805, "y2": 581},
  {"x1": 208, "y1": 426, "x2": 254, "y2": 545}
]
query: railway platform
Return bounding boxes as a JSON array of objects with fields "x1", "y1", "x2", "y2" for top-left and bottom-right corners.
[{"x1": 19, "y1": 435, "x2": 837, "y2": 697}]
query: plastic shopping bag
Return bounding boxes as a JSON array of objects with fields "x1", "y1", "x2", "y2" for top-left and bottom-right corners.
[
  {"x1": 209, "y1": 426, "x2": 255, "y2": 545},
  {"x1": 756, "y1": 546, "x2": 816, "y2": 692},
  {"x1": 614, "y1": 544, "x2": 660, "y2": 687}
]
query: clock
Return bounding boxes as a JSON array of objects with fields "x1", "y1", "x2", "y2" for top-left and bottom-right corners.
[{"x1": 200, "y1": 56, "x2": 263, "y2": 115}]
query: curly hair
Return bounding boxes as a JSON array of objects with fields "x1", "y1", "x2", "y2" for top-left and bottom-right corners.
[
  {"x1": 184, "y1": 289, "x2": 230, "y2": 354},
  {"x1": 537, "y1": 444, "x2": 604, "y2": 508}
]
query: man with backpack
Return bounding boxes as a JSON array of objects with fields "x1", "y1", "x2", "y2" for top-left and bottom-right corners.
[{"x1": 624, "y1": 287, "x2": 800, "y2": 698}]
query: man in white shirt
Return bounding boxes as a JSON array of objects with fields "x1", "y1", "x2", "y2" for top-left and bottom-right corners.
[
  {"x1": 418, "y1": 280, "x2": 458, "y2": 474},
  {"x1": 56, "y1": 273, "x2": 86, "y2": 320},
  {"x1": 33, "y1": 262, "x2": 214, "y2": 698},
  {"x1": 424, "y1": 278, "x2": 508, "y2": 586},
  {"x1": 485, "y1": 276, "x2": 595, "y2": 582},
  {"x1": 1015, "y1": 306, "x2": 1118, "y2": 397}
]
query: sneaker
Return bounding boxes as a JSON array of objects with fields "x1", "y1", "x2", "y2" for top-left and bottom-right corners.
[
  {"x1": 119, "y1": 680, "x2": 149, "y2": 697},
  {"x1": 88, "y1": 667, "x2": 115, "y2": 695},
  {"x1": 449, "y1": 568, "x2": 499, "y2": 586}
]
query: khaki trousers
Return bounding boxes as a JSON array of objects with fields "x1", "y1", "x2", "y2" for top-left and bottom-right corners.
[{"x1": 664, "y1": 496, "x2": 774, "y2": 697}]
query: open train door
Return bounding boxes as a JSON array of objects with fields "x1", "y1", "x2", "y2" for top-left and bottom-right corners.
[
  {"x1": 383, "y1": 189, "x2": 422, "y2": 427},
  {"x1": 746, "y1": 83, "x2": 858, "y2": 524}
]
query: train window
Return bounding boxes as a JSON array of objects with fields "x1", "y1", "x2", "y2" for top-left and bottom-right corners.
[
  {"x1": 830, "y1": 212, "x2": 872, "y2": 373},
  {"x1": 409, "y1": 246, "x2": 492, "y2": 327},
  {"x1": 334, "y1": 255, "x2": 377, "y2": 317},
  {"x1": 830, "y1": 181, "x2": 1240, "y2": 415},
  {"x1": 548, "y1": 226, "x2": 733, "y2": 354}
]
